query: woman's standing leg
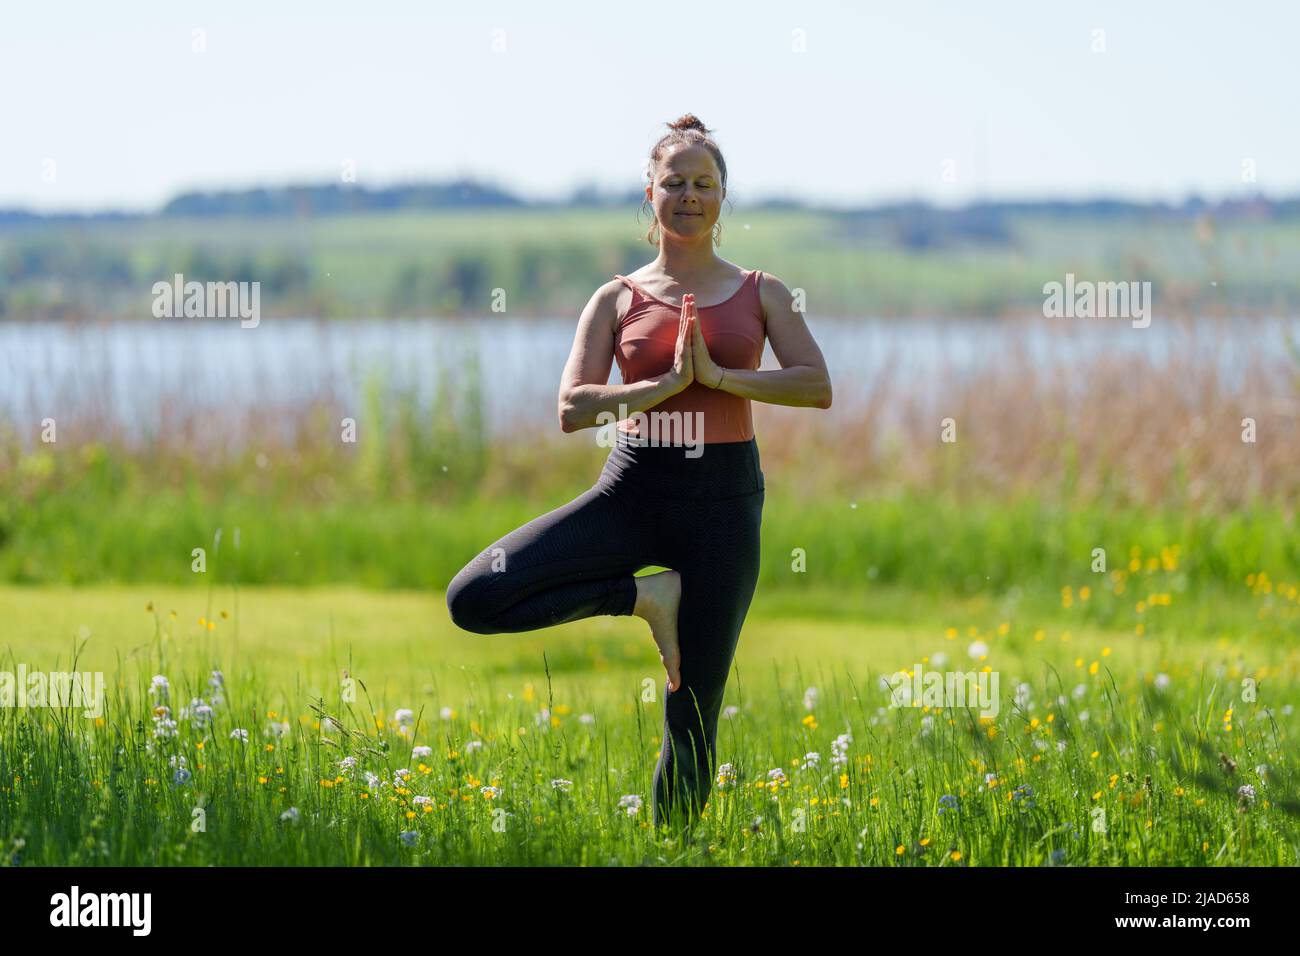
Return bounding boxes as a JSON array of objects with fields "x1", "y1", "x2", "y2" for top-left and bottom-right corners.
[
  {"x1": 445, "y1": 483, "x2": 655, "y2": 634},
  {"x1": 652, "y1": 488, "x2": 764, "y2": 828}
]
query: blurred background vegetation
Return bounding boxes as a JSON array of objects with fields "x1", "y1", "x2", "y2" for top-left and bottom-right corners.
[{"x1": 4, "y1": 181, "x2": 1300, "y2": 320}]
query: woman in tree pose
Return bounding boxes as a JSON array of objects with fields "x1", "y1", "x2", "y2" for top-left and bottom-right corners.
[{"x1": 446, "y1": 114, "x2": 832, "y2": 828}]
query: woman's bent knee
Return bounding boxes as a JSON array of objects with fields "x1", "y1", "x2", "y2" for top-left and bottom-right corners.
[{"x1": 445, "y1": 568, "x2": 498, "y2": 634}]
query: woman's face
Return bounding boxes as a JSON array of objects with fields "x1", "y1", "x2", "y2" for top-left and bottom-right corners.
[{"x1": 646, "y1": 144, "x2": 725, "y2": 241}]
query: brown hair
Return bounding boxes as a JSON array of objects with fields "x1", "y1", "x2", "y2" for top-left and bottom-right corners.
[{"x1": 640, "y1": 114, "x2": 729, "y2": 244}]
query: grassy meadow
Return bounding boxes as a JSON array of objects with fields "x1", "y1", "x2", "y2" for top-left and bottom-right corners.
[{"x1": 1, "y1": 571, "x2": 1297, "y2": 866}]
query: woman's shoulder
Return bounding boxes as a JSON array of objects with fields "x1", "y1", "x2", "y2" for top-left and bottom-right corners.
[
  {"x1": 599, "y1": 276, "x2": 641, "y2": 334},
  {"x1": 749, "y1": 266, "x2": 788, "y2": 291},
  {"x1": 751, "y1": 268, "x2": 794, "y2": 324}
]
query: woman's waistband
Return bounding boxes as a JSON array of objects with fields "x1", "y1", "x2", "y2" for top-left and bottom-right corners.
[{"x1": 598, "y1": 436, "x2": 764, "y2": 499}]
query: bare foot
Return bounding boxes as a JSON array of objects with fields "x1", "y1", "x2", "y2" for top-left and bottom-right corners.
[{"x1": 633, "y1": 570, "x2": 682, "y2": 692}]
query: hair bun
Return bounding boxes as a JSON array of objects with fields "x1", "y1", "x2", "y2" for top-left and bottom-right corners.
[{"x1": 669, "y1": 113, "x2": 708, "y2": 133}]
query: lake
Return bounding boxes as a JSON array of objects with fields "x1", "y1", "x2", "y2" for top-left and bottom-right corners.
[{"x1": 1, "y1": 315, "x2": 1294, "y2": 443}]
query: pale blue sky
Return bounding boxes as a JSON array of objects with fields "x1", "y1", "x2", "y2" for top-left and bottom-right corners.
[{"x1": 3, "y1": 0, "x2": 1297, "y2": 212}]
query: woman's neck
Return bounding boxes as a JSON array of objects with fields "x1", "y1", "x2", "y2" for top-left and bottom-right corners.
[{"x1": 651, "y1": 236, "x2": 722, "y2": 280}]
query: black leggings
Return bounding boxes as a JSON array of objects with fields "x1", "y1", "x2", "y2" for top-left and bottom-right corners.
[{"x1": 445, "y1": 437, "x2": 765, "y2": 827}]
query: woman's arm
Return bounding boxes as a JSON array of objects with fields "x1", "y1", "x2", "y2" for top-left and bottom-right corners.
[
  {"x1": 557, "y1": 281, "x2": 691, "y2": 432},
  {"x1": 698, "y1": 273, "x2": 832, "y2": 409}
]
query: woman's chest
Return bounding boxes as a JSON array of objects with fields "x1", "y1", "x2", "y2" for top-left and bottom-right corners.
[{"x1": 615, "y1": 303, "x2": 765, "y2": 374}]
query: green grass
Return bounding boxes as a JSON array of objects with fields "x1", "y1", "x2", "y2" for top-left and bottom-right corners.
[
  {"x1": 4, "y1": 483, "x2": 1298, "y2": 606},
  {"x1": 1, "y1": 582, "x2": 1296, "y2": 866}
]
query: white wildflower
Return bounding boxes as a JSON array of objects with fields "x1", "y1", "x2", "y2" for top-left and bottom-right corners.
[
  {"x1": 182, "y1": 698, "x2": 214, "y2": 729},
  {"x1": 151, "y1": 707, "x2": 178, "y2": 740},
  {"x1": 1015, "y1": 682, "x2": 1032, "y2": 710},
  {"x1": 617, "y1": 794, "x2": 642, "y2": 816},
  {"x1": 830, "y1": 731, "x2": 853, "y2": 768},
  {"x1": 208, "y1": 670, "x2": 225, "y2": 706}
]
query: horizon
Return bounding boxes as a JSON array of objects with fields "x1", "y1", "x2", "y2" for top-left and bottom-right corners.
[{"x1": 1, "y1": 175, "x2": 1294, "y2": 220}]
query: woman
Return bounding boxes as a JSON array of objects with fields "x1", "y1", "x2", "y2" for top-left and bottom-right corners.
[{"x1": 446, "y1": 114, "x2": 832, "y2": 829}]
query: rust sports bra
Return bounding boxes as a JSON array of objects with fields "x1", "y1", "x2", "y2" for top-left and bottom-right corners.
[{"x1": 612, "y1": 268, "x2": 767, "y2": 443}]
